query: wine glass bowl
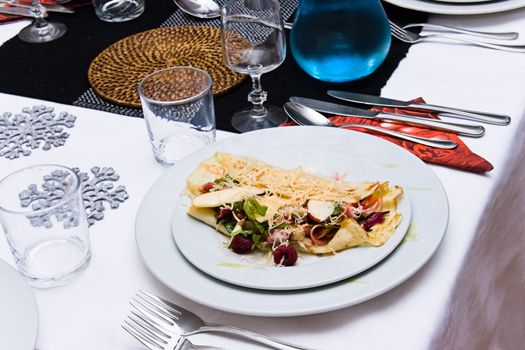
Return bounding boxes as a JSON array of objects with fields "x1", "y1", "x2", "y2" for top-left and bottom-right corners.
[
  {"x1": 220, "y1": 0, "x2": 286, "y2": 133},
  {"x1": 18, "y1": 0, "x2": 67, "y2": 43}
]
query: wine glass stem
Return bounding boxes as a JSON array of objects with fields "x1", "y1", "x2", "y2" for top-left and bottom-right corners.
[
  {"x1": 31, "y1": 1, "x2": 50, "y2": 33},
  {"x1": 247, "y1": 74, "x2": 268, "y2": 118},
  {"x1": 32, "y1": 0, "x2": 44, "y2": 17}
]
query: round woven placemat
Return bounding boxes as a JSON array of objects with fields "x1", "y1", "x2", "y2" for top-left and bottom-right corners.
[{"x1": 88, "y1": 26, "x2": 246, "y2": 109}]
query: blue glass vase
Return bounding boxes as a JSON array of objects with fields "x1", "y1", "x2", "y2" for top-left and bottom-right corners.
[{"x1": 290, "y1": 0, "x2": 391, "y2": 82}]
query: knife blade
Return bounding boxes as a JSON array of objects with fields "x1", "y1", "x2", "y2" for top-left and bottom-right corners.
[
  {"x1": 327, "y1": 90, "x2": 511, "y2": 126},
  {"x1": 0, "y1": 1, "x2": 74, "y2": 13},
  {"x1": 290, "y1": 96, "x2": 485, "y2": 137},
  {"x1": 0, "y1": 5, "x2": 38, "y2": 16}
]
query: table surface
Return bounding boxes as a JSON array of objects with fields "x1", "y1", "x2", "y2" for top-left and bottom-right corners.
[
  {"x1": 0, "y1": 1, "x2": 424, "y2": 132},
  {"x1": 1, "y1": 3, "x2": 525, "y2": 350}
]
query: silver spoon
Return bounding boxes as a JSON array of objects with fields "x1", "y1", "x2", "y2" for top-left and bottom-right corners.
[
  {"x1": 283, "y1": 102, "x2": 458, "y2": 149},
  {"x1": 173, "y1": 0, "x2": 220, "y2": 19}
]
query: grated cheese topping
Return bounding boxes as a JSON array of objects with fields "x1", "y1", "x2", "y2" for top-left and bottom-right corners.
[{"x1": 211, "y1": 152, "x2": 379, "y2": 205}]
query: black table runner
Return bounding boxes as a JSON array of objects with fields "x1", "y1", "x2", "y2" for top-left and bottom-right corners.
[{"x1": 0, "y1": 1, "x2": 426, "y2": 132}]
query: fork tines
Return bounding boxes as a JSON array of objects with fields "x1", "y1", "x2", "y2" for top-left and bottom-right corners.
[
  {"x1": 388, "y1": 22, "x2": 407, "y2": 41},
  {"x1": 131, "y1": 295, "x2": 175, "y2": 325},
  {"x1": 139, "y1": 290, "x2": 184, "y2": 316},
  {"x1": 122, "y1": 312, "x2": 171, "y2": 350},
  {"x1": 123, "y1": 295, "x2": 188, "y2": 350}
]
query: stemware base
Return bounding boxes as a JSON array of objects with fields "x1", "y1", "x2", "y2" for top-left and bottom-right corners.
[
  {"x1": 18, "y1": 21, "x2": 67, "y2": 43},
  {"x1": 231, "y1": 105, "x2": 287, "y2": 133}
]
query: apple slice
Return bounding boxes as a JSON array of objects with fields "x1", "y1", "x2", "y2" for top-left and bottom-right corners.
[
  {"x1": 192, "y1": 187, "x2": 264, "y2": 208},
  {"x1": 307, "y1": 200, "x2": 335, "y2": 223}
]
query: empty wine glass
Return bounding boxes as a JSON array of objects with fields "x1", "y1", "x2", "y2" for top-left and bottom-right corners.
[
  {"x1": 220, "y1": 0, "x2": 286, "y2": 133},
  {"x1": 18, "y1": 0, "x2": 67, "y2": 43}
]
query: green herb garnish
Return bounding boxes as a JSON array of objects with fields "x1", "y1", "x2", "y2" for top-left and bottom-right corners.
[
  {"x1": 243, "y1": 197, "x2": 267, "y2": 221},
  {"x1": 224, "y1": 222, "x2": 237, "y2": 234}
]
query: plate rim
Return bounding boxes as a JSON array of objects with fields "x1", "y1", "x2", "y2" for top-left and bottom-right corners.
[
  {"x1": 0, "y1": 259, "x2": 39, "y2": 350},
  {"x1": 430, "y1": 0, "x2": 494, "y2": 4},
  {"x1": 171, "y1": 149, "x2": 413, "y2": 291},
  {"x1": 135, "y1": 126, "x2": 449, "y2": 316},
  {"x1": 384, "y1": 0, "x2": 525, "y2": 15}
]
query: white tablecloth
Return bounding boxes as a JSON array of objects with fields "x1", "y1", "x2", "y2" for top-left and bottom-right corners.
[{"x1": 1, "y1": 7, "x2": 525, "y2": 350}]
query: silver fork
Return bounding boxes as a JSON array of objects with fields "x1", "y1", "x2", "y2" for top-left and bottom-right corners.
[
  {"x1": 399, "y1": 22, "x2": 518, "y2": 40},
  {"x1": 132, "y1": 290, "x2": 316, "y2": 350},
  {"x1": 389, "y1": 21, "x2": 525, "y2": 53},
  {"x1": 284, "y1": 21, "x2": 519, "y2": 41},
  {"x1": 122, "y1": 310, "x2": 223, "y2": 350}
]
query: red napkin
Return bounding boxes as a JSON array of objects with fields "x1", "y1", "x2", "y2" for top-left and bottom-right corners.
[
  {"x1": 0, "y1": 0, "x2": 91, "y2": 23},
  {"x1": 283, "y1": 98, "x2": 493, "y2": 174}
]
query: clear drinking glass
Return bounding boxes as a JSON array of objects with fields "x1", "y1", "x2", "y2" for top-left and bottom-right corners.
[
  {"x1": 0, "y1": 165, "x2": 91, "y2": 288},
  {"x1": 138, "y1": 66, "x2": 216, "y2": 167},
  {"x1": 220, "y1": 0, "x2": 287, "y2": 133},
  {"x1": 18, "y1": 0, "x2": 67, "y2": 43},
  {"x1": 92, "y1": 0, "x2": 145, "y2": 22}
]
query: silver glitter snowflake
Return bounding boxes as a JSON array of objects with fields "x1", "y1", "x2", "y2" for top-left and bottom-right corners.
[
  {"x1": 19, "y1": 169, "x2": 81, "y2": 229},
  {"x1": 73, "y1": 166, "x2": 129, "y2": 226},
  {"x1": 19, "y1": 166, "x2": 129, "y2": 229},
  {"x1": 0, "y1": 105, "x2": 76, "y2": 159}
]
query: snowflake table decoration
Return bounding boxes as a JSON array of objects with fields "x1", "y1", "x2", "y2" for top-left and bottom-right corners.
[
  {"x1": 0, "y1": 105, "x2": 76, "y2": 159},
  {"x1": 19, "y1": 166, "x2": 129, "y2": 228},
  {"x1": 19, "y1": 169, "x2": 81, "y2": 229},
  {"x1": 73, "y1": 166, "x2": 129, "y2": 226}
]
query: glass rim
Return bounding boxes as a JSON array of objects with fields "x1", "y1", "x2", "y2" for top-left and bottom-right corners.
[
  {"x1": 137, "y1": 66, "x2": 213, "y2": 106},
  {"x1": 221, "y1": 0, "x2": 281, "y2": 18},
  {"x1": 0, "y1": 164, "x2": 81, "y2": 215}
]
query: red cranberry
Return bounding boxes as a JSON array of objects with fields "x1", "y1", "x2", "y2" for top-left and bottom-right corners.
[
  {"x1": 273, "y1": 245, "x2": 298, "y2": 266},
  {"x1": 230, "y1": 235, "x2": 252, "y2": 254},
  {"x1": 218, "y1": 207, "x2": 232, "y2": 219}
]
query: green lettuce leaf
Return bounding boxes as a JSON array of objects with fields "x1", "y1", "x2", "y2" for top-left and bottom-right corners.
[{"x1": 243, "y1": 197, "x2": 267, "y2": 221}]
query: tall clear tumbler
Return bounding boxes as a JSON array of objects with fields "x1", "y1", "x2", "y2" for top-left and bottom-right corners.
[
  {"x1": 138, "y1": 67, "x2": 216, "y2": 167},
  {"x1": 0, "y1": 165, "x2": 91, "y2": 288}
]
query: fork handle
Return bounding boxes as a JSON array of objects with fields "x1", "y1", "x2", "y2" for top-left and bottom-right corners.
[
  {"x1": 197, "y1": 323, "x2": 316, "y2": 350},
  {"x1": 424, "y1": 34, "x2": 525, "y2": 53},
  {"x1": 403, "y1": 23, "x2": 519, "y2": 40}
]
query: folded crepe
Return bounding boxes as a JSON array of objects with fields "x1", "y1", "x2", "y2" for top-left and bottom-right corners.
[{"x1": 185, "y1": 152, "x2": 403, "y2": 255}]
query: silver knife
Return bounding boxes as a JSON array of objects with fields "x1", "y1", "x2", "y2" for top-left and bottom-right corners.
[
  {"x1": 327, "y1": 90, "x2": 511, "y2": 126},
  {"x1": 290, "y1": 96, "x2": 485, "y2": 137},
  {"x1": 0, "y1": 5, "x2": 38, "y2": 16},
  {"x1": 0, "y1": 1, "x2": 74, "y2": 13}
]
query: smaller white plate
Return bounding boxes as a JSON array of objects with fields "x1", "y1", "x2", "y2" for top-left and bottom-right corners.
[
  {"x1": 172, "y1": 145, "x2": 411, "y2": 290},
  {"x1": 0, "y1": 259, "x2": 39, "y2": 350}
]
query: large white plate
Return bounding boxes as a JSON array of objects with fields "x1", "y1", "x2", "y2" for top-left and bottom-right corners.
[
  {"x1": 135, "y1": 126, "x2": 448, "y2": 316},
  {"x1": 384, "y1": 0, "x2": 525, "y2": 15},
  {"x1": 172, "y1": 144, "x2": 412, "y2": 291},
  {"x1": 0, "y1": 259, "x2": 39, "y2": 349}
]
